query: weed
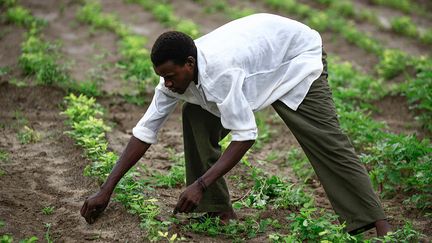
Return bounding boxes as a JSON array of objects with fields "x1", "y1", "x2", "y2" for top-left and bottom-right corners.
[
  {"x1": 0, "y1": 220, "x2": 4, "y2": 228},
  {"x1": 44, "y1": 223, "x2": 53, "y2": 243},
  {"x1": 9, "y1": 78, "x2": 27, "y2": 87},
  {"x1": 17, "y1": 126, "x2": 40, "y2": 144},
  {"x1": 42, "y1": 206, "x2": 55, "y2": 215},
  {"x1": 157, "y1": 231, "x2": 179, "y2": 243},
  {"x1": 0, "y1": 66, "x2": 9, "y2": 76},
  {"x1": 0, "y1": 150, "x2": 9, "y2": 162},
  {"x1": 13, "y1": 110, "x2": 28, "y2": 127}
]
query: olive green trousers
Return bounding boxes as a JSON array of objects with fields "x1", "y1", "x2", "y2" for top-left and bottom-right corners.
[{"x1": 181, "y1": 53, "x2": 386, "y2": 234}]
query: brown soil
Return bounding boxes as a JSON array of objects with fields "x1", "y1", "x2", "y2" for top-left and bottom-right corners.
[
  {"x1": 1, "y1": 0, "x2": 431, "y2": 242},
  {"x1": 0, "y1": 83, "x2": 146, "y2": 242},
  {"x1": 372, "y1": 95, "x2": 430, "y2": 139}
]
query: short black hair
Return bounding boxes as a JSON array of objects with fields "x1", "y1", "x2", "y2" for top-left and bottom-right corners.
[{"x1": 151, "y1": 31, "x2": 197, "y2": 67}]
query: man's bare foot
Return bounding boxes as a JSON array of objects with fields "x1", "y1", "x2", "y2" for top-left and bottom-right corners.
[{"x1": 375, "y1": 219, "x2": 391, "y2": 237}]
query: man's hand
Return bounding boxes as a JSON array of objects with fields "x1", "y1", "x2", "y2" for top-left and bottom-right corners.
[
  {"x1": 174, "y1": 181, "x2": 204, "y2": 214},
  {"x1": 80, "y1": 191, "x2": 110, "y2": 224}
]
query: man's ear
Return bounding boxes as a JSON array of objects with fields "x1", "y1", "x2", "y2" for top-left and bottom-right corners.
[{"x1": 186, "y1": 56, "x2": 196, "y2": 67}]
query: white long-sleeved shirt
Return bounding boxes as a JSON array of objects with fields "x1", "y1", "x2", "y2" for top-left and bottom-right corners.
[{"x1": 133, "y1": 13, "x2": 323, "y2": 144}]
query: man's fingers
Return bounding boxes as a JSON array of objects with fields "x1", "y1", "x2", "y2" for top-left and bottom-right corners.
[
  {"x1": 80, "y1": 200, "x2": 88, "y2": 217},
  {"x1": 85, "y1": 208, "x2": 100, "y2": 224},
  {"x1": 175, "y1": 197, "x2": 186, "y2": 214}
]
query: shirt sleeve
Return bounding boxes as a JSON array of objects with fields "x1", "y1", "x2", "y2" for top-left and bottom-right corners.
[
  {"x1": 132, "y1": 82, "x2": 178, "y2": 144},
  {"x1": 212, "y1": 69, "x2": 258, "y2": 141}
]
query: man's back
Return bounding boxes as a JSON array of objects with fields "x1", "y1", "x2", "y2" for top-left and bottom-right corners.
[
  {"x1": 194, "y1": 13, "x2": 323, "y2": 111},
  {"x1": 196, "y1": 13, "x2": 322, "y2": 76}
]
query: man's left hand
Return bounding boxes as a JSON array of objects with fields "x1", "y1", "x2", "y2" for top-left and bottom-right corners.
[{"x1": 174, "y1": 181, "x2": 204, "y2": 214}]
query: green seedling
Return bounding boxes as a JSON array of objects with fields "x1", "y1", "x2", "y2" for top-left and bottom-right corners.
[
  {"x1": 0, "y1": 150, "x2": 9, "y2": 162},
  {"x1": 17, "y1": 126, "x2": 40, "y2": 144},
  {"x1": 42, "y1": 206, "x2": 55, "y2": 215},
  {"x1": 44, "y1": 223, "x2": 53, "y2": 243}
]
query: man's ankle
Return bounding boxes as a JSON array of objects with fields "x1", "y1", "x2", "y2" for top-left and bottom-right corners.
[{"x1": 375, "y1": 219, "x2": 391, "y2": 237}]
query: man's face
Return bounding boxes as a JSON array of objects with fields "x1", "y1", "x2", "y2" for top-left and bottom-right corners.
[{"x1": 154, "y1": 58, "x2": 195, "y2": 94}]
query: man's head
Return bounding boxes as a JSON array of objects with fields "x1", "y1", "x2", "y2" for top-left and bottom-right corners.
[{"x1": 151, "y1": 31, "x2": 197, "y2": 94}]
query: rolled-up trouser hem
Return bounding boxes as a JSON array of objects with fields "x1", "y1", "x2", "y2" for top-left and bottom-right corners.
[{"x1": 345, "y1": 208, "x2": 387, "y2": 234}]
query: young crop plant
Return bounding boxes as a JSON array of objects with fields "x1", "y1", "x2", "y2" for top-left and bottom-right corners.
[
  {"x1": 153, "y1": 150, "x2": 185, "y2": 188},
  {"x1": 42, "y1": 206, "x2": 55, "y2": 215},
  {"x1": 390, "y1": 16, "x2": 418, "y2": 38},
  {"x1": 234, "y1": 161, "x2": 313, "y2": 211},
  {"x1": 152, "y1": 4, "x2": 175, "y2": 25},
  {"x1": 328, "y1": 57, "x2": 387, "y2": 105},
  {"x1": 269, "y1": 207, "x2": 358, "y2": 242},
  {"x1": 420, "y1": 30, "x2": 432, "y2": 45},
  {"x1": 376, "y1": 49, "x2": 411, "y2": 80},
  {"x1": 5, "y1": 5, "x2": 45, "y2": 28}
]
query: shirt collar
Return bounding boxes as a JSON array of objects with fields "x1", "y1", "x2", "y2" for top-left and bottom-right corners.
[{"x1": 196, "y1": 45, "x2": 207, "y2": 88}]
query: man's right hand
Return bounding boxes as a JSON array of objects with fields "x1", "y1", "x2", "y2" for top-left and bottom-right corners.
[{"x1": 80, "y1": 191, "x2": 110, "y2": 224}]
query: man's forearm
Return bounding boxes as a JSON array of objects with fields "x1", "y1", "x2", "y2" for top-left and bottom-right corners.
[
  {"x1": 100, "y1": 136, "x2": 150, "y2": 195},
  {"x1": 200, "y1": 140, "x2": 254, "y2": 188}
]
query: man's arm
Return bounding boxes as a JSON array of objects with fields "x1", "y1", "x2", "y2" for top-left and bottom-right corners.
[
  {"x1": 174, "y1": 140, "x2": 254, "y2": 213},
  {"x1": 80, "y1": 136, "x2": 150, "y2": 224}
]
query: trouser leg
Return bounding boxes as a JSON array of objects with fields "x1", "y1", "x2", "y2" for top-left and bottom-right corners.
[
  {"x1": 271, "y1": 61, "x2": 386, "y2": 233},
  {"x1": 182, "y1": 102, "x2": 232, "y2": 212}
]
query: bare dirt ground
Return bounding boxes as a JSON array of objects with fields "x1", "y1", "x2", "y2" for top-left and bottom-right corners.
[{"x1": 1, "y1": 0, "x2": 431, "y2": 242}]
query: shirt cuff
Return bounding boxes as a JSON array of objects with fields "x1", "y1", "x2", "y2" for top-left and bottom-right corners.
[
  {"x1": 231, "y1": 128, "x2": 258, "y2": 141},
  {"x1": 132, "y1": 126, "x2": 157, "y2": 144}
]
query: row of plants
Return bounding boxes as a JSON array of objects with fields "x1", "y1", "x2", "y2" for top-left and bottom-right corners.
[
  {"x1": 125, "y1": 0, "x2": 201, "y2": 39},
  {"x1": 2, "y1": 2, "x2": 174, "y2": 240},
  {"x1": 77, "y1": 0, "x2": 158, "y2": 97},
  {"x1": 62, "y1": 93, "x2": 176, "y2": 241},
  {"x1": 1, "y1": 2, "x2": 88, "y2": 242},
  {"x1": 312, "y1": 0, "x2": 432, "y2": 45},
  {"x1": 193, "y1": 0, "x2": 255, "y2": 20},
  {"x1": 368, "y1": 0, "x2": 425, "y2": 15}
]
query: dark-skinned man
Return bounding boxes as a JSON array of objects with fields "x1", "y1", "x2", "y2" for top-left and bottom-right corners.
[{"x1": 80, "y1": 13, "x2": 391, "y2": 236}]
